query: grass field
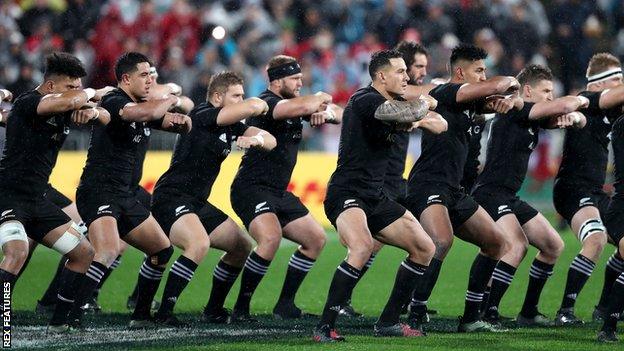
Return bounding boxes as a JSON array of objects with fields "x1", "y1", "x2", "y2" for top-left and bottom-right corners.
[{"x1": 10, "y1": 221, "x2": 622, "y2": 350}]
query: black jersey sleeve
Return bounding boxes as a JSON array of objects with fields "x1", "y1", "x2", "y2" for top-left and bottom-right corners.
[
  {"x1": 579, "y1": 91, "x2": 601, "y2": 114},
  {"x1": 100, "y1": 93, "x2": 131, "y2": 121},
  {"x1": 229, "y1": 121, "x2": 249, "y2": 137},
  {"x1": 264, "y1": 94, "x2": 282, "y2": 120},
  {"x1": 509, "y1": 101, "x2": 534, "y2": 123},
  {"x1": 357, "y1": 90, "x2": 394, "y2": 141},
  {"x1": 192, "y1": 104, "x2": 221, "y2": 129},
  {"x1": 14, "y1": 92, "x2": 42, "y2": 121},
  {"x1": 429, "y1": 83, "x2": 463, "y2": 106}
]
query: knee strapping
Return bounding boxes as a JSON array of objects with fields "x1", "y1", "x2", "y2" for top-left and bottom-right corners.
[
  {"x1": 0, "y1": 221, "x2": 28, "y2": 247},
  {"x1": 51, "y1": 222, "x2": 85, "y2": 255},
  {"x1": 578, "y1": 218, "x2": 606, "y2": 242}
]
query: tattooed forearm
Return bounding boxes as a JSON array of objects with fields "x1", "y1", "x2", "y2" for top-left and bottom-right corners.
[{"x1": 374, "y1": 99, "x2": 430, "y2": 123}]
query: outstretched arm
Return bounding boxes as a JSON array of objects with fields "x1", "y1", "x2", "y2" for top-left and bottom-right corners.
[
  {"x1": 273, "y1": 91, "x2": 332, "y2": 120},
  {"x1": 456, "y1": 76, "x2": 520, "y2": 103},
  {"x1": 374, "y1": 98, "x2": 432, "y2": 123},
  {"x1": 236, "y1": 127, "x2": 277, "y2": 151},
  {"x1": 528, "y1": 95, "x2": 589, "y2": 120}
]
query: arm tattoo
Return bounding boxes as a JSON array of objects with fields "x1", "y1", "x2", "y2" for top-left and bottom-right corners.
[{"x1": 374, "y1": 99, "x2": 429, "y2": 123}]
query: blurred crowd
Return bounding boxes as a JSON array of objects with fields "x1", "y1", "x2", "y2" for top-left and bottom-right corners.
[{"x1": 0, "y1": 0, "x2": 622, "y2": 156}]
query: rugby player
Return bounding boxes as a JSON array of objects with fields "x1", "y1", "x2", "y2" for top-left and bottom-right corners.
[
  {"x1": 150, "y1": 71, "x2": 276, "y2": 325},
  {"x1": 472, "y1": 64, "x2": 588, "y2": 326}
]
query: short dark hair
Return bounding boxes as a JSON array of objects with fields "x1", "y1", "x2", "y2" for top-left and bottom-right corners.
[
  {"x1": 587, "y1": 53, "x2": 621, "y2": 77},
  {"x1": 517, "y1": 64, "x2": 553, "y2": 86},
  {"x1": 208, "y1": 71, "x2": 244, "y2": 97},
  {"x1": 114, "y1": 52, "x2": 152, "y2": 82},
  {"x1": 394, "y1": 41, "x2": 428, "y2": 68},
  {"x1": 43, "y1": 52, "x2": 86, "y2": 80},
  {"x1": 368, "y1": 50, "x2": 404, "y2": 79},
  {"x1": 450, "y1": 44, "x2": 488, "y2": 68},
  {"x1": 267, "y1": 55, "x2": 297, "y2": 70}
]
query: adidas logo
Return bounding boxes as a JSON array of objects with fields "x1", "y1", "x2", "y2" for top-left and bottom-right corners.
[
  {"x1": 566, "y1": 293, "x2": 577, "y2": 300},
  {"x1": 219, "y1": 133, "x2": 227, "y2": 143},
  {"x1": 329, "y1": 305, "x2": 341, "y2": 312},
  {"x1": 1, "y1": 209, "x2": 13, "y2": 217},
  {"x1": 98, "y1": 205, "x2": 110, "y2": 212},
  {"x1": 579, "y1": 197, "x2": 593, "y2": 206},
  {"x1": 603, "y1": 116, "x2": 610, "y2": 124}
]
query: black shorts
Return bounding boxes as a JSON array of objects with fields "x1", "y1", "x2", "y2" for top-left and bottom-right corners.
[
  {"x1": 383, "y1": 179, "x2": 407, "y2": 206},
  {"x1": 604, "y1": 196, "x2": 624, "y2": 244},
  {"x1": 324, "y1": 188, "x2": 406, "y2": 234},
  {"x1": 152, "y1": 191, "x2": 228, "y2": 235},
  {"x1": 76, "y1": 188, "x2": 150, "y2": 237},
  {"x1": 553, "y1": 181, "x2": 610, "y2": 223},
  {"x1": 230, "y1": 184, "x2": 309, "y2": 229},
  {"x1": 0, "y1": 192, "x2": 70, "y2": 241},
  {"x1": 405, "y1": 182, "x2": 479, "y2": 230},
  {"x1": 134, "y1": 186, "x2": 152, "y2": 209},
  {"x1": 44, "y1": 185, "x2": 72, "y2": 209},
  {"x1": 472, "y1": 188, "x2": 538, "y2": 225}
]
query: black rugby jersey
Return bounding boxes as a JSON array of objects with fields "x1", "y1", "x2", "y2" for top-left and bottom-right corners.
[
  {"x1": 232, "y1": 89, "x2": 302, "y2": 191},
  {"x1": 154, "y1": 102, "x2": 248, "y2": 200},
  {"x1": 0, "y1": 90, "x2": 71, "y2": 196},
  {"x1": 408, "y1": 83, "x2": 484, "y2": 191},
  {"x1": 473, "y1": 103, "x2": 539, "y2": 194},
  {"x1": 556, "y1": 91, "x2": 621, "y2": 189},
  {"x1": 78, "y1": 88, "x2": 155, "y2": 194}
]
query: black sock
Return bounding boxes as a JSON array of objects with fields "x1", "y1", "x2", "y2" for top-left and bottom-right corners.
[
  {"x1": 378, "y1": 259, "x2": 427, "y2": 326},
  {"x1": 345, "y1": 253, "x2": 376, "y2": 304},
  {"x1": 157, "y1": 255, "x2": 198, "y2": 317},
  {"x1": 410, "y1": 257, "x2": 443, "y2": 314},
  {"x1": 234, "y1": 251, "x2": 271, "y2": 313},
  {"x1": 39, "y1": 257, "x2": 68, "y2": 305},
  {"x1": 486, "y1": 261, "x2": 517, "y2": 312},
  {"x1": 276, "y1": 250, "x2": 315, "y2": 306},
  {"x1": 560, "y1": 254, "x2": 595, "y2": 310},
  {"x1": 481, "y1": 286, "x2": 491, "y2": 312},
  {"x1": 204, "y1": 260, "x2": 242, "y2": 314},
  {"x1": 49, "y1": 267, "x2": 83, "y2": 325},
  {"x1": 601, "y1": 272, "x2": 624, "y2": 332},
  {"x1": 0, "y1": 269, "x2": 17, "y2": 286},
  {"x1": 597, "y1": 253, "x2": 623, "y2": 309},
  {"x1": 67, "y1": 261, "x2": 108, "y2": 321},
  {"x1": 93, "y1": 255, "x2": 121, "y2": 298},
  {"x1": 317, "y1": 261, "x2": 361, "y2": 329},
  {"x1": 520, "y1": 258, "x2": 554, "y2": 317},
  {"x1": 463, "y1": 254, "x2": 498, "y2": 322},
  {"x1": 132, "y1": 260, "x2": 165, "y2": 319},
  {"x1": 129, "y1": 255, "x2": 148, "y2": 301}
]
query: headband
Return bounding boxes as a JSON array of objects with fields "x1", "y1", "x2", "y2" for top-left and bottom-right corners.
[
  {"x1": 587, "y1": 67, "x2": 623, "y2": 84},
  {"x1": 267, "y1": 62, "x2": 301, "y2": 81}
]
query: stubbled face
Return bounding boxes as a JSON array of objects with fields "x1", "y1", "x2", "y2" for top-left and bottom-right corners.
[
  {"x1": 408, "y1": 53, "x2": 428, "y2": 85},
  {"x1": 220, "y1": 84, "x2": 245, "y2": 107},
  {"x1": 278, "y1": 73, "x2": 303, "y2": 98},
  {"x1": 523, "y1": 79, "x2": 554, "y2": 103},
  {"x1": 380, "y1": 57, "x2": 409, "y2": 96},
  {"x1": 124, "y1": 62, "x2": 152, "y2": 100},
  {"x1": 456, "y1": 59, "x2": 487, "y2": 83}
]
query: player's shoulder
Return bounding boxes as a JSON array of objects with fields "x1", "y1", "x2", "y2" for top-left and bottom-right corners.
[{"x1": 258, "y1": 89, "x2": 281, "y2": 102}]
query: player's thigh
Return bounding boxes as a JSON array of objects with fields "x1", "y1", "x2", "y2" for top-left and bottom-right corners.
[
  {"x1": 124, "y1": 215, "x2": 171, "y2": 255},
  {"x1": 248, "y1": 212, "x2": 283, "y2": 244},
  {"x1": 282, "y1": 213, "x2": 325, "y2": 247},
  {"x1": 335, "y1": 207, "x2": 374, "y2": 251},
  {"x1": 456, "y1": 206, "x2": 505, "y2": 249},
  {"x1": 522, "y1": 212, "x2": 564, "y2": 256},
  {"x1": 169, "y1": 213, "x2": 211, "y2": 252},
  {"x1": 419, "y1": 204, "x2": 454, "y2": 250},
  {"x1": 376, "y1": 210, "x2": 433, "y2": 253},
  {"x1": 208, "y1": 217, "x2": 252, "y2": 254}
]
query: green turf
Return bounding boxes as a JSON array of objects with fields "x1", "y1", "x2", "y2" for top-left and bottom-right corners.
[{"x1": 11, "y1": 222, "x2": 622, "y2": 350}]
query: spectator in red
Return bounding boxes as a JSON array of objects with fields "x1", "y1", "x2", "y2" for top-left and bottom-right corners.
[{"x1": 158, "y1": 0, "x2": 200, "y2": 65}]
